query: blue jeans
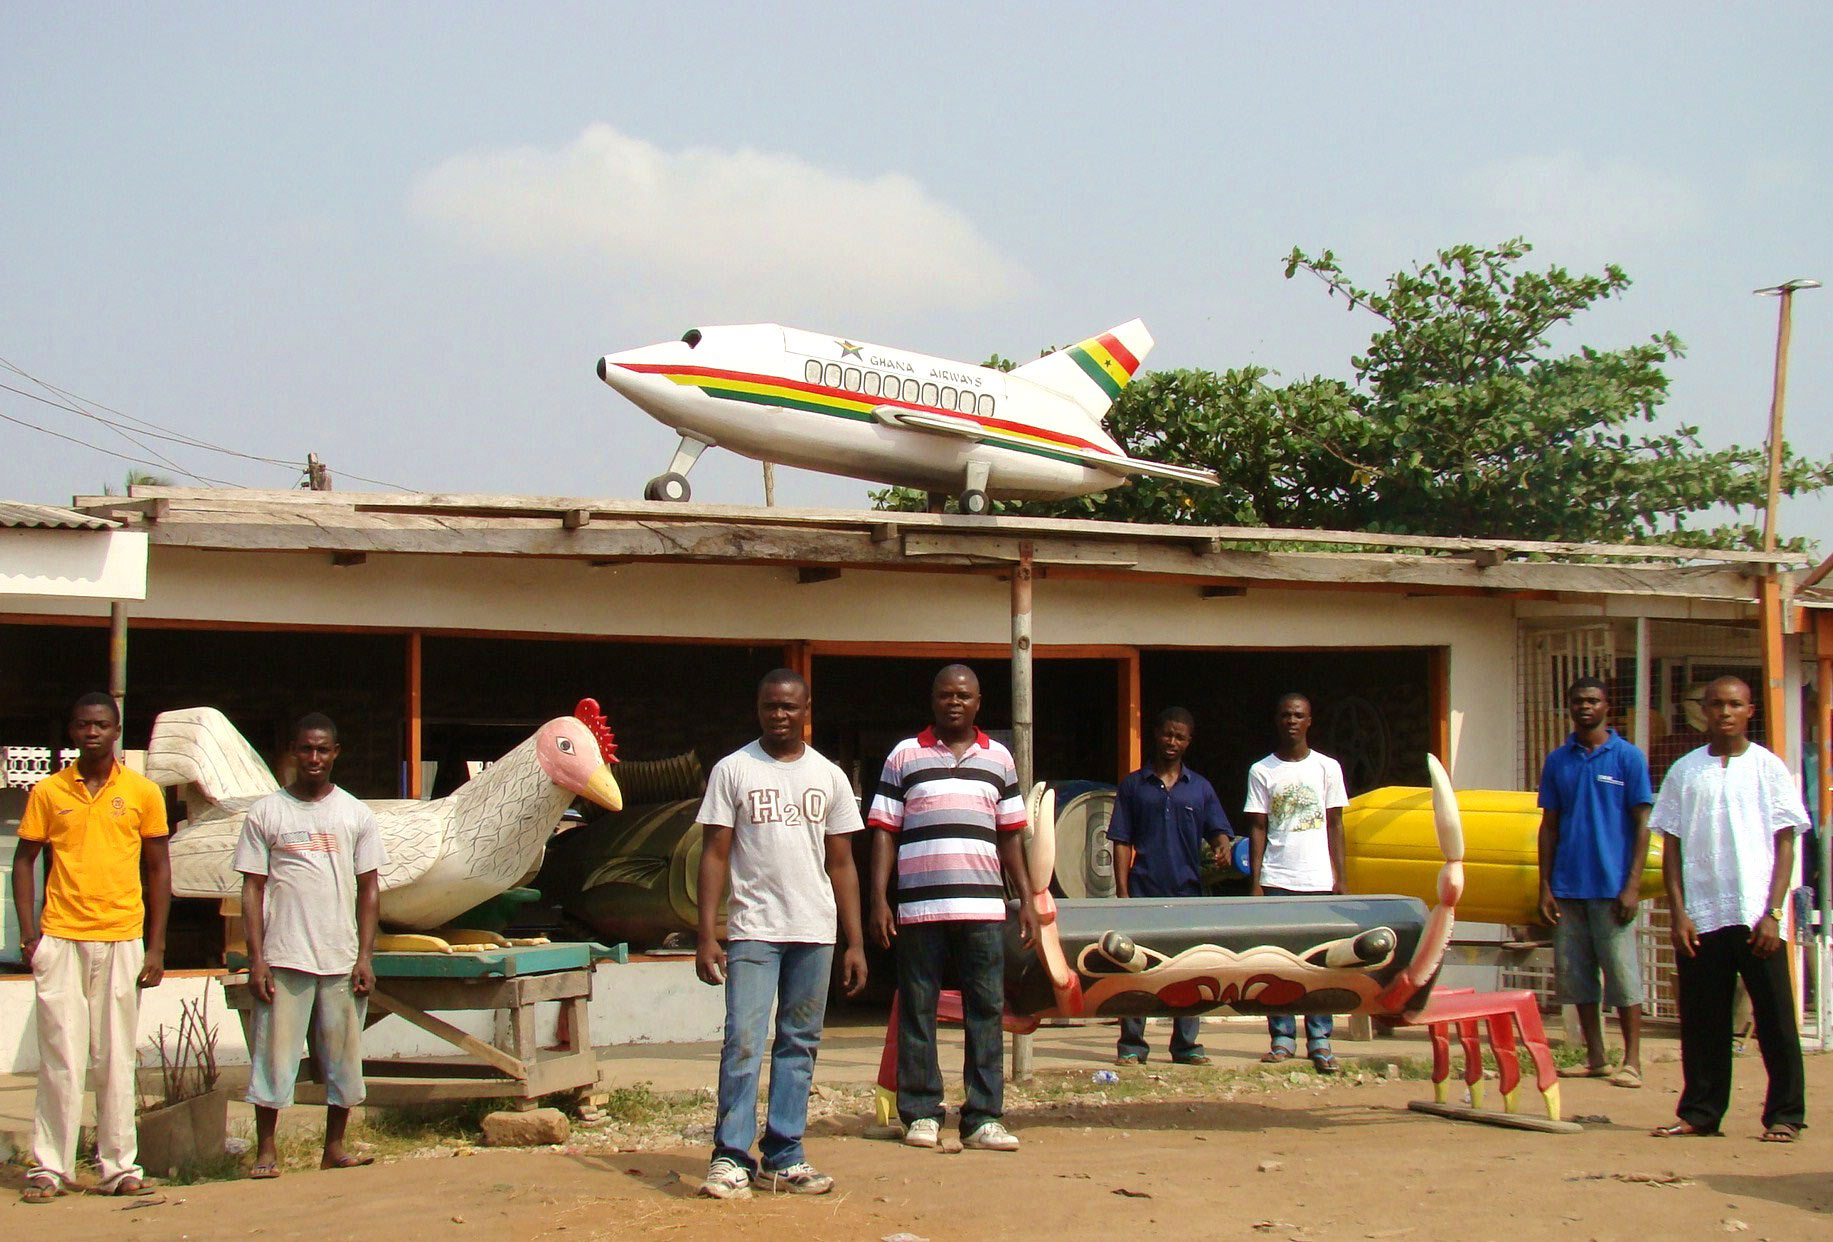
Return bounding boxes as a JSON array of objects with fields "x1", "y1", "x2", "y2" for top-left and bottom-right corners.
[
  {"x1": 1117, "y1": 1015, "x2": 1204, "y2": 1061},
  {"x1": 712, "y1": 940, "x2": 833, "y2": 1173},
  {"x1": 1262, "y1": 886, "x2": 1333, "y2": 1054},
  {"x1": 895, "y1": 919, "x2": 1004, "y2": 1137}
]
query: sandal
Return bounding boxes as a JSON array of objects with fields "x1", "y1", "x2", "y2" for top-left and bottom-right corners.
[
  {"x1": 111, "y1": 1177, "x2": 156, "y2": 1196},
  {"x1": 1310, "y1": 1051, "x2": 1341, "y2": 1075},
  {"x1": 1608, "y1": 1065, "x2": 1643, "y2": 1089},
  {"x1": 21, "y1": 1177, "x2": 62, "y2": 1204},
  {"x1": 1173, "y1": 1054, "x2": 1212, "y2": 1066},
  {"x1": 1260, "y1": 1049, "x2": 1295, "y2": 1064},
  {"x1": 1652, "y1": 1121, "x2": 1718, "y2": 1138},
  {"x1": 1760, "y1": 1123, "x2": 1801, "y2": 1143},
  {"x1": 320, "y1": 1153, "x2": 375, "y2": 1170},
  {"x1": 1114, "y1": 1054, "x2": 1146, "y2": 1066},
  {"x1": 249, "y1": 1162, "x2": 282, "y2": 1180},
  {"x1": 1557, "y1": 1064, "x2": 1610, "y2": 1079}
]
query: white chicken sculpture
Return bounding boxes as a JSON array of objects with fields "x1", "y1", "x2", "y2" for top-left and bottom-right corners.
[{"x1": 151, "y1": 699, "x2": 623, "y2": 931}]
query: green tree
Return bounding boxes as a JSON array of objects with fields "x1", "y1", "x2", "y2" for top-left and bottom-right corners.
[{"x1": 878, "y1": 240, "x2": 1833, "y2": 548}]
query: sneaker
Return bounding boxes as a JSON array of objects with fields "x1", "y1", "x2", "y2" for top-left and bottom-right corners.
[
  {"x1": 761, "y1": 1162, "x2": 834, "y2": 1195},
  {"x1": 962, "y1": 1120, "x2": 1019, "y2": 1151},
  {"x1": 903, "y1": 1117, "x2": 941, "y2": 1148},
  {"x1": 699, "y1": 1157, "x2": 752, "y2": 1200}
]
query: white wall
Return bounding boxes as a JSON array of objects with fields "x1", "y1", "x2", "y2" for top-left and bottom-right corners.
[
  {"x1": 7, "y1": 547, "x2": 1526, "y2": 789},
  {"x1": 0, "y1": 960, "x2": 723, "y2": 1075}
]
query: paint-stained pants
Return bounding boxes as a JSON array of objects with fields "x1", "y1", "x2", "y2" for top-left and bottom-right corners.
[
  {"x1": 712, "y1": 940, "x2": 834, "y2": 1173},
  {"x1": 31, "y1": 935, "x2": 145, "y2": 1190},
  {"x1": 246, "y1": 969, "x2": 369, "y2": 1110}
]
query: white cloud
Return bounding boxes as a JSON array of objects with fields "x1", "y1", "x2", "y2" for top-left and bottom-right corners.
[
  {"x1": 1456, "y1": 154, "x2": 1705, "y2": 260},
  {"x1": 408, "y1": 123, "x2": 1028, "y2": 316}
]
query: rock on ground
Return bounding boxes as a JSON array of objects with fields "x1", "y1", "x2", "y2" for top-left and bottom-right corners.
[{"x1": 481, "y1": 1107, "x2": 571, "y2": 1147}]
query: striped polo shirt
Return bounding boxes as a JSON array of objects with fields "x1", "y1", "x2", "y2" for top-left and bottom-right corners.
[{"x1": 867, "y1": 726, "x2": 1026, "y2": 924}]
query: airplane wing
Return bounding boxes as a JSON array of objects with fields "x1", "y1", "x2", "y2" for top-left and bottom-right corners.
[
  {"x1": 877, "y1": 403, "x2": 1217, "y2": 487},
  {"x1": 874, "y1": 406, "x2": 982, "y2": 439},
  {"x1": 1059, "y1": 445, "x2": 1220, "y2": 487}
]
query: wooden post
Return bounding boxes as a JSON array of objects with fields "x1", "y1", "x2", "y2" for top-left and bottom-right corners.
[
  {"x1": 108, "y1": 601, "x2": 127, "y2": 753},
  {"x1": 1010, "y1": 542, "x2": 1035, "y2": 1081},
  {"x1": 1632, "y1": 616, "x2": 1650, "y2": 750},
  {"x1": 784, "y1": 640, "x2": 813, "y2": 741},
  {"x1": 406, "y1": 631, "x2": 424, "y2": 798},
  {"x1": 1117, "y1": 648, "x2": 1141, "y2": 780},
  {"x1": 1755, "y1": 279, "x2": 1816, "y2": 776},
  {"x1": 1818, "y1": 611, "x2": 1833, "y2": 1048},
  {"x1": 1760, "y1": 576, "x2": 1788, "y2": 762},
  {"x1": 1426, "y1": 647, "x2": 1451, "y2": 769}
]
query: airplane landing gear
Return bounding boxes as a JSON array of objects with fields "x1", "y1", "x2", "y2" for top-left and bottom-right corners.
[
  {"x1": 958, "y1": 460, "x2": 992, "y2": 515},
  {"x1": 643, "y1": 433, "x2": 713, "y2": 503},
  {"x1": 643, "y1": 472, "x2": 691, "y2": 502}
]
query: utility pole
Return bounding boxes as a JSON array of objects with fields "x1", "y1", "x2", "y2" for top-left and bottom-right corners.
[
  {"x1": 304, "y1": 453, "x2": 332, "y2": 490},
  {"x1": 1752, "y1": 277, "x2": 1820, "y2": 1039}
]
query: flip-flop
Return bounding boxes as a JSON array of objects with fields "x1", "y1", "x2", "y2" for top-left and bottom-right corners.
[
  {"x1": 1173, "y1": 1054, "x2": 1212, "y2": 1066},
  {"x1": 249, "y1": 1162, "x2": 282, "y2": 1180},
  {"x1": 1651, "y1": 1122, "x2": 1718, "y2": 1138},
  {"x1": 1760, "y1": 1123, "x2": 1801, "y2": 1143},
  {"x1": 1260, "y1": 1049, "x2": 1295, "y2": 1064},
  {"x1": 111, "y1": 1178, "x2": 156, "y2": 1196},
  {"x1": 320, "y1": 1153, "x2": 375, "y2": 1170},
  {"x1": 1310, "y1": 1051, "x2": 1341, "y2": 1075},
  {"x1": 21, "y1": 1178, "x2": 63, "y2": 1204},
  {"x1": 1557, "y1": 1064, "x2": 1610, "y2": 1079},
  {"x1": 1608, "y1": 1065, "x2": 1643, "y2": 1089},
  {"x1": 1114, "y1": 1054, "x2": 1146, "y2": 1066}
]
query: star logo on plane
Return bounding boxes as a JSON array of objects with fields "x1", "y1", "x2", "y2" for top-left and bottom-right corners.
[{"x1": 834, "y1": 339, "x2": 863, "y2": 359}]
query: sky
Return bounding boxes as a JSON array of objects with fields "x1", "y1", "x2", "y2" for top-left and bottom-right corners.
[{"x1": 4, "y1": 3, "x2": 1830, "y2": 548}]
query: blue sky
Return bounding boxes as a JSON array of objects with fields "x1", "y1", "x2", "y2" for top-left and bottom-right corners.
[{"x1": 4, "y1": 3, "x2": 1829, "y2": 547}]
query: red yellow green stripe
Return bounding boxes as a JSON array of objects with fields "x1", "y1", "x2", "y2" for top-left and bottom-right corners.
[
  {"x1": 618, "y1": 362, "x2": 1125, "y2": 468},
  {"x1": 1066, "y1": 332, "x2": 1141, "y2": 401}
]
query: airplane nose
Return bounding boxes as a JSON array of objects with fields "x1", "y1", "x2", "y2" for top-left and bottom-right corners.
[{"x1": 596, "y1": 356, "x2": 608, "y2": 382}]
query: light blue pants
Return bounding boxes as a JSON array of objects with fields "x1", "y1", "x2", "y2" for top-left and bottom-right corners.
[
  {"x1": 712, "y1": 940, "x2": 833, "y2": 1173},
  {"x1": 246, "y1": 968, "x2": 368, "y2": 1110}
]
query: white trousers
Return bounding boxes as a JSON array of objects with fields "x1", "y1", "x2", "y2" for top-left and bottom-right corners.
[{"x1": 31, "y1": 935, "x2": 144, "y2": 1189}]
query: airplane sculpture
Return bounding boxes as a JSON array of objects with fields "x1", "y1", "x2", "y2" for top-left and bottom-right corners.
[{"x1": 596, "y1": 320, "x2": 1219, "y2": 513}]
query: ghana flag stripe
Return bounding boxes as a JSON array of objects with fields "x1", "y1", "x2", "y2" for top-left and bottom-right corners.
[{"x1": 616, "y1": 362, "x2": 1124, "y2": 465}]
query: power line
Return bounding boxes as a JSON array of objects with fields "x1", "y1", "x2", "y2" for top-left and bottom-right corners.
[
  {"x1": 0, "y1": 358, "x2": 413, "y2": 491},
  {"x1": 0, "y1": 406, "x2": 240, "y2": 486}
]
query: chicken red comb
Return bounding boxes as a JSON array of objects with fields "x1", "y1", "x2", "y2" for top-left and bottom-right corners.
[{"x1": 573, "y1": 698, "x2": 620, "y2": 765}]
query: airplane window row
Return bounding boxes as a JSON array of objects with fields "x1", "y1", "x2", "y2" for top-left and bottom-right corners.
[{"x1": 804, "y1": 359, "x2": 995, "y2": 417}]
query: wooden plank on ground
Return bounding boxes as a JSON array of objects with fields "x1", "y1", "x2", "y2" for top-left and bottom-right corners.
[{"x1": 1408, "y1": 1099, "x2": 1582, "y2": 1133}]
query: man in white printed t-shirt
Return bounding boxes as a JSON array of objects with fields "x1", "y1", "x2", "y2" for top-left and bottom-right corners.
[
  {"x1": 695, "y1": 670, "x2": 867, "y2": 1200},
  {"x1": 235, "y1": 712, "x2": 386, "y2": 1179},
  {"x1": 1244, "y1": 692, "x2": 1349, "y2": 1075},
  {"x1": 1648, "y1": 675, "x2": 1808, "y2": 1143}
]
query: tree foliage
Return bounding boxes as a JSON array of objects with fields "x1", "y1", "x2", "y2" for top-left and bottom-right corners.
[{"x1": 877, "y1": 240, "x2": 1833, "y2": 549}]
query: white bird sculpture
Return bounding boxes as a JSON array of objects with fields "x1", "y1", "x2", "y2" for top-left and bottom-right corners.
[{"x1": 150, "y1": 699, "x2": 623, "y2": 930}]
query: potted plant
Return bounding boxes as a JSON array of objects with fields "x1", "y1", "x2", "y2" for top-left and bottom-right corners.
[{"x1": 136, "y1": 994, "x2": 227, "y2": 1177}]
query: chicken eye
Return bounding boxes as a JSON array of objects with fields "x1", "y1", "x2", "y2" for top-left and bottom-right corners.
[{"x1": 556, "y1": 737, "x2": 575, "y2": 754}]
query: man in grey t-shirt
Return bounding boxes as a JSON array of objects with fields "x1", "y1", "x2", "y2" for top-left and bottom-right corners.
[
  {"x1": 234, "y1": 712, "x2": 386, "y2": 1178},
  {"x1": 695, "y1": 669, "x2": 865, "y2": 1200}
]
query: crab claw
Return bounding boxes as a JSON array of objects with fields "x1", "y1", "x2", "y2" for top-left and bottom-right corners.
[
  {"x1": 1426, "y1": 753, "x2": 1465, "y2": 863},
  {"x1": 1023, "y1": 782, "x2": 1057, "y2": 893}
]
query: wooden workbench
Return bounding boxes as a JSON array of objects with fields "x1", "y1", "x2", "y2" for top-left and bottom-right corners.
[{"x1": 223, "y1": 942, "x2": 627, "y2": 1108}]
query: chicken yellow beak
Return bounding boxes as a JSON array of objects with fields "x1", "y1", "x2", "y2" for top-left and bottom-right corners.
[{"x1": 581, "y1": 764, "x2": 623, "y2": 812}]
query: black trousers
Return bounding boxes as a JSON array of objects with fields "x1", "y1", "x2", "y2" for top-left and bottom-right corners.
[{"x1": 1674, "y1": 925, "x2": 1805, "y2": 1132}]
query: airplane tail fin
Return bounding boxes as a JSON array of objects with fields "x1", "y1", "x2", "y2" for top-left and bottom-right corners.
[{"x1": 1010, "y1": 319, "x2": 1154, "y2": 422}]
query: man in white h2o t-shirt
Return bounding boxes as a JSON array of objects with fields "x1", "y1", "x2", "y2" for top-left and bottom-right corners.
[
  {"x1": 235, "y1": 712, "x2": 386, "y2": 1179},
  {"x1": 1244, "y1": 692, "x2": 1349, "y2": 1074},
  {"x1": 1649, "y1": 675, "x2": 1808, "y2": 1143},
  {"x1": 695, "y1": 670, "x2": 866, "y2": 1200}
]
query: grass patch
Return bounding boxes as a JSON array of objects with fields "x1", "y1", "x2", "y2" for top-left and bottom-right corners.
[{"x1": 596, "y1": 1081, "x2": 704, "y2": 1128}]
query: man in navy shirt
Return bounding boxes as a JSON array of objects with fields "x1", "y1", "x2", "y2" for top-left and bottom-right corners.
[
  {"x1": 1536, "y1": 676, "x2": 1653, "y2": 1088},
  {"x1": 1105, "y1": 707, "x2": 1231, "y2": 1065}
]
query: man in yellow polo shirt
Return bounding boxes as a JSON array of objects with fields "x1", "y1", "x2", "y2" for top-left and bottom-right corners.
[{"x1": 11, "y1": 692, "x2": 171, "y2": 1203}]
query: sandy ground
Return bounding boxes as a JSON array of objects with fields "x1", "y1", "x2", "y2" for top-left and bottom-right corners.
[{"x1": 5, "y1": 1046, "x2": 1828, "y2": 1242}]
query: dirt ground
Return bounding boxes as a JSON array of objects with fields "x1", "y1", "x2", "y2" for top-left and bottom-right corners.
[{"x1": 6, "y1": 1051, "x2": 1829, "y2": 1242}]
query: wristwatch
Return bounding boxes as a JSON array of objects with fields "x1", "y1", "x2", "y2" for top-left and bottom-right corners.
[{"x1": 1767, "y1": 907, "x2": 1785, "y2": 922}]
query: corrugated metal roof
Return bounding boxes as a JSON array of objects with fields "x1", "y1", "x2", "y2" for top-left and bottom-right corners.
[{"x1": 0, "y1": 501, "x2": 120, "y2": 530}]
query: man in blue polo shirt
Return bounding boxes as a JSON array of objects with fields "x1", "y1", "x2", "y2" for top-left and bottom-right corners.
[
  {"x1": 1536, "y1": 676, "x2": 1653, "y2": 1088},
  {"x1": 1106, "y1": 707, "x2": 1231, "y2": 1066}
]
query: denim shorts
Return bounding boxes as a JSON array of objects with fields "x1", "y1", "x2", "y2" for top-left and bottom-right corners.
[{"x1": 1554, "y1": 898, "x2": 1645, "y2": 1008}]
